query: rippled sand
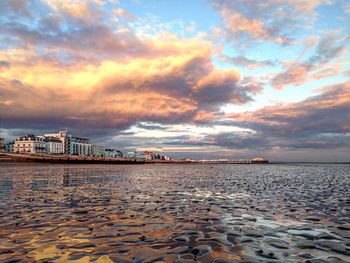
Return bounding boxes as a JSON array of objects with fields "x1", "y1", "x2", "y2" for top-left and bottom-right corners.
[{"x1": 0, "y1": 163, "x2": 349, "y2": 262}]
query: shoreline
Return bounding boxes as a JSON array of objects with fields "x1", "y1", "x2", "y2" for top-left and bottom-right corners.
[
  {"x1": 0, "y1": 152, "x2": 145, "y2": 164},
  {"x1": 0, "y1": 152, "x2": 269, "y2": 165}
]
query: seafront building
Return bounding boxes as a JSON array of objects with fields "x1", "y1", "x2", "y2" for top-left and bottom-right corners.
[
  {"x1": 5, "y1": 141, "x2": 14, "y2": 152},
  {"x1": 92, "y1": 145, "x2": 105, "y2": 157},
  {"x1": 127, "y1": 151, "x2": 137, "y2": 158},
  {"x1": 14, "y1": 134, "x2": 46, "y2": 154},
  {"x1": 44, "y1": 131, "x2": 69, "y2": 153},
  {"x1": 144, "y1": 151, "x2": 156, "y2": 160},
  {"x1": 3, "y1": 130, "x2": 123, "y2": 157},
  {"x1": 46, "y1": 137, "x2": 64, "y2": 154},
  {"x1": 91, "y1": 145, "x2": 123, "y2": 158},
  {"x1": 0, "y1": 138, "x2": 4, "y2": 151},
  {"x1": 105, "y1": 148, "x2": 123, "y2": 158},
  {"x1": 4, "y1": 132, "x2": 169, "y2": 161},
  {"x1": 45, "y1": 130, "x2": 92, "y2": 156},
  {"x1": 69, "y1": 136, "x2": 92, "y2": 156}
]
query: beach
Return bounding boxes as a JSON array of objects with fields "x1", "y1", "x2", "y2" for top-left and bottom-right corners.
[{"x1": 0, "y1": 163, "x2": 349, "y2": 262}]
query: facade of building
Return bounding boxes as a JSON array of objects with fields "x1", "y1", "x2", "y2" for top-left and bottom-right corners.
[
  {"x1": 105, "y1": 148, "x2": 123, "y2": 158},
  {"x1": 44, "y1": 130, "x2": 69, "y2": 153},
  {"x1": 0, "y1": 138, "x2": 4, "y2": 151},
  {"x1": 45, "y1": 130, "x2": 92, "y2": 156},
  {"x1": 126, "y1": 151, "x2": 136, "y2": 158},
  {"x1": 135, "y1": 152, "x2": 165, "y2": 160},
  {"x1": 46, "y1": 137, "x2": 64, "y2": 154},
  {"x1": 117, "y1": 150, "x2": 123, "y2": 158},
  {"x1": 5, "y1": 141, "x2": 14, "y2": 152},
  {"x1": 69, "y1": 137, "x2": 92, "y2": 156},
  {"x1": 14, "y1": 135, "x2": 46, "y2": 153},
  {"x1": 8, "y1": 130, "x2": 125, "y2": 158},
  {"x1": 143, "y1": 151, "x2": 156, "y2": 160},
  {"x1": 161, "y1": 155, "x2": 171, "y2": 161},
  {"x1": 92, "y1": 145, "x2": 105, "y2": 157}
]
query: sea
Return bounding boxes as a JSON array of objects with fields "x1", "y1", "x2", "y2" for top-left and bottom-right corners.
[{"x1": 0, "y1": 163, "x2": 349, "y2": 262}]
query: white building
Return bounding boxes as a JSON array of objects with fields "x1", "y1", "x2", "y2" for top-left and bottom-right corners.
[
  {"x1": 45, "y1": 130, "x2": 92, "y2": 156},
  {"x1": 45, "y1": 130, "x2": 69, "y2": 153},
  {"x1": 0, "y1": 138, "x2": 4, "y2": 151},
  {"x1": 14, "y1": 135, "x2": 46, "y2": 154},
  {"x1": 144, "y1": 151, "x2": 156, "y2": 160},
  {"x1": 105, "y1": 148, "x2": 123, "y2": 158},
  {"x1": 162, "y1": 155, "x2": 171, "y2": 161},
  {"x1": 5, "y1": 141, "x2": 14, "y2": 152},
  {"x1": 92, "y1": 145, "x2": 105, "y2": 157},
  {"x1": 69, "y1": 137, "x2": 92, "y2": 156},
  {"x1": 46, "y1": 137, "x2": 64, "y2": 154},
  {"x1": 126, "y1": 151, "x2": 136, "y2": 158}
]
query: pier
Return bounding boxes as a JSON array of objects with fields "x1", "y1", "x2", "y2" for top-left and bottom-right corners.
[{"x1": 193, "y1": 159, "x2": 269, "y2": 164}]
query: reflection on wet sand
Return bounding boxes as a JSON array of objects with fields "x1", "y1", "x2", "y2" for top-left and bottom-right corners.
[{"x1": 0, "y1": 163, "x2": 349, "y2": 262}]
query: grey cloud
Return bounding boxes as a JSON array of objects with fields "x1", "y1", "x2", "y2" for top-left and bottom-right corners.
[
  {"x1": 97, "y1": 54, "x2": 257, "y2": 112},
  {"x1": 220, "y1": 54, "x2": 277, "y2": 68},
  {"x1": 1, "y1": 21, "x2": 147, "y2": 59},
  {"x1": 161, "y1": 83, "x2": 350, "y2": 153},
  {"x1": 210, "y1": 0, "x2": 325, "y2": 45},
  {"x1": 227, "y1": 82, "x2": 350, "y2": 149},
  {"x1": 136, "y1": 123, "x2": 168, "y2": 130},
  {"x1": 308, "y1": 33, "x2": 347, "y2": 65},
  {"x1": 271, "y1": 32, "x2": 348, "y2": 89},
  {"x1": 0, "y1": 0, "x2": 32, "y2": 17},
  {"x1": 194, "y1": 83, "x2": 253, "y2": 108},
  {"x1": 210, "y1": 133, "x2": 269, "y2": 149},
  {"x1": 0, "y1": 61, "x2": 10, "y2": 69}
]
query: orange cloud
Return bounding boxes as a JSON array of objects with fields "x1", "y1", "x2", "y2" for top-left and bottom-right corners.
[
  {"x1": 222, "y1": 9, "x2": 270, "y2": 40},
  {"x1": 270, "y1": 31, "x2": 348, "y2": 90},
  {"x1": 195, "y1": 70, "x2": 240, "y2": 92},
  {"x1": 271, "y1": 63, "x2": 313, "y2": 90},
  {"x1": 0, "y1": 34, "x2": 255, "y2": 130},
  {"x1": 112, "y1": 8, "x2": 135, "y2": 20},
  {"x1": 1, "y1": 0, "x2": 258, "y2": 131},
  {"x1": 44, "y1": 0, "x2": 104, "y2": 22},
  {"x1": 211, "y1": 0, "x2": 333, "y2": 44}
]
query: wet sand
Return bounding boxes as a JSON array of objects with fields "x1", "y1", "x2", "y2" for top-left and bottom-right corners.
[{"x1": 0, "y1": 163, "x2": 349, "y2": 262}]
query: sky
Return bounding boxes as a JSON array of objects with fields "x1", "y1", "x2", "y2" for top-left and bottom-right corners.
[{"x1": 0, "y1": 0, "x2": 349, "y2": 161}]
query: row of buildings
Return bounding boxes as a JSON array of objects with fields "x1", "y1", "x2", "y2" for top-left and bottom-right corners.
[
  {"x1": 0, "y1": 131, "x2": 172, "y2": 160},
  {"x1": 123, "y1": 151, "x2": 171, "y2": 161},
  {"x1": 0, "y1": 130, "x2": 123, "y2": 157}
]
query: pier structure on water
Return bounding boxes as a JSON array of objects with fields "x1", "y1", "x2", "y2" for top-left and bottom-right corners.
[{"x1": 194, "y1": 158, "x2": 269, "y2": 164}]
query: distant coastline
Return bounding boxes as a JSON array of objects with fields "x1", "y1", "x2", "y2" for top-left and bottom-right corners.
[{"x1": 0, "y1": 152, "x2": 269, "y2": 165}]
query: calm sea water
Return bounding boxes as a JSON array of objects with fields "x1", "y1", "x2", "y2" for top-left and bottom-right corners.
[{"x1": 0, "y1": 163, "x2": 349, "y2": 262}]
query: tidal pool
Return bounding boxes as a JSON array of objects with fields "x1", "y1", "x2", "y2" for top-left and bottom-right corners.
[{"x1": 0, "y1": 163, "x2": 349, "y2": 262}]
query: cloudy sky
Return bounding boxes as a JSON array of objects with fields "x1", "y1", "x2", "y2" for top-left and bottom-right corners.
[{"x1": 0, "y1": 0, "x2": 349, "y2": 161}]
